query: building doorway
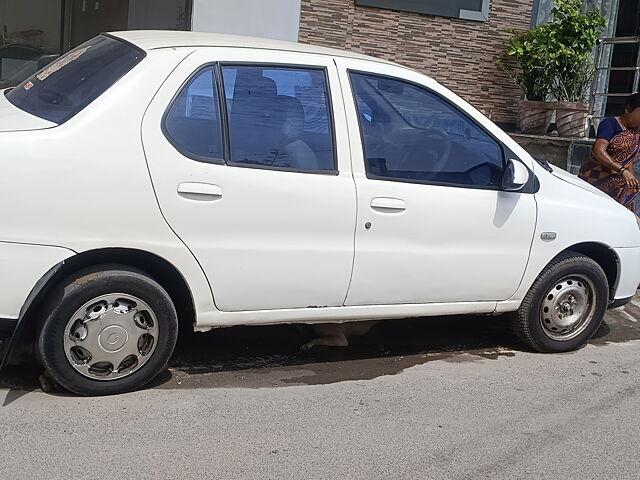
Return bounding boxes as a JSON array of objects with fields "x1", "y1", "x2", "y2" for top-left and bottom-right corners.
[
  {"x1": 0, "y1": 0, "x2": 192, "y2": 87},
  {"x1": 67, "y1": 0, "x2": 130, "y2": 48},
  {"x1": 64, "y1": 0, "x2": 192, "y2": 49}
]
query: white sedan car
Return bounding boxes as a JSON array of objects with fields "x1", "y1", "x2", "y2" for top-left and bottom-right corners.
[{"x1": 1, "y1": 31, "x2": 639, "y2": 396}]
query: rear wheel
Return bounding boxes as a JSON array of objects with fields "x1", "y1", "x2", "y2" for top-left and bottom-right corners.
[
  {"x1": 512, "y1": 252, "x2": 609, "y2": 352},
  {"x1": 38, "y1": 266, "x2": 178, "y2": 396}
]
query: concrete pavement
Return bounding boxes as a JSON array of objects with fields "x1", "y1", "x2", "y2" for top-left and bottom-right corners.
[{"x1": 1, "y1": 297, "x2": 639, "y2": 479}]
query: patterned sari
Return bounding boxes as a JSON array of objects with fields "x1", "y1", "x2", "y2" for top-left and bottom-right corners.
[{"x1": 578, "y1": 126, "x2": 640, "y2": 211}]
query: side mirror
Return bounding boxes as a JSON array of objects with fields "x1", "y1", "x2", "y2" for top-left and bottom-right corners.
[{"x1": 502, "y1": 158, "x2": 530, "y2": 191}]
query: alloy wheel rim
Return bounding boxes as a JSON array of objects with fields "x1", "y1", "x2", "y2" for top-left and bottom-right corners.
[
  {"x1": 539, "y1": 274, "x2": 597, "y2": 342},
  {"x1": 63, "y1": 293, "x2": 159, "y2": 381}
]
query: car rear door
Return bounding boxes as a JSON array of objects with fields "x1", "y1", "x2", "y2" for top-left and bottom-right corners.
[
  {"x1": 335, "y1": 57, "x2": 537, "y2": 306},
  {"x1": 142, "y1": 48, "x2": 356, "y2": 312}
]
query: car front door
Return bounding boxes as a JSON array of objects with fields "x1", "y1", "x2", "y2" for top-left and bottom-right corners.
[
  {"x1": 142, "y1": 49, "x2": 356, "y2": 312},
  {"x1": 336, "y1": 58, "x2": 537, "y2": 306}
]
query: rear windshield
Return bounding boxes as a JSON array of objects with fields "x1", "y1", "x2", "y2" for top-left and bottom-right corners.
[{"x1": 5, "y1": 35, "x2": 145, "y2": 124}]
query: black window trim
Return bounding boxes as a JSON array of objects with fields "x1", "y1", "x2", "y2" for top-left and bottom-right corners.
[
  {"x1": 161, "y1": 61, "x2": 340, "y2": 176},
  {"x1": 102, "y1": 32, "x2": 147, "y2": 57},
  {"x1": 347, "y1": 69, "x2": 528, "y2": 193},
  {"x1": 219, "y1": 62, "x2": 339, "y2": 176},
  {"x1": 214, "y1": 62, "x2": 232, "y2": 164}
]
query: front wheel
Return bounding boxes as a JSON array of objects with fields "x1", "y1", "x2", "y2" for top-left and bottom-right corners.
[
  {"x1": 512, "y1": 252, "x2": 609, "y2": 353},
  {"x1": 38, "y1": 266, "x2": 178, "y2": 396}
]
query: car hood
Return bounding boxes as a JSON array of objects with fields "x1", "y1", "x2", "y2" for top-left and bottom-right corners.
[
  {"x1": 0, "y1": 88, "x2": 56, "y2": 132},
  {"x1": 550, "y1": 166, "x2": 615, "y2": 202}
]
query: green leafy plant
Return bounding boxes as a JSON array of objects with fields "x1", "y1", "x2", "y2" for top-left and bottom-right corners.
[
  {"x1": 546, "y1": 0, "x2": 606, "y2": 102},
  {"x1": 496, "y1": 24, "x2": 555, "y2": 101},
  {"x1": 497, "y1": 0, "x2": 606, "y2": 103},
  {"x1": 551, "y1": 57, "x2": 596, "y2": 103}
]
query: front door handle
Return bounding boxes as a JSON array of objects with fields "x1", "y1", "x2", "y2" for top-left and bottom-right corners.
[
  {"x1": 177, "y1": 182, "x2": 223, "y2": 200},
  {"x1": 370, "y1": 197, "x2": 407, "y2": 213}
]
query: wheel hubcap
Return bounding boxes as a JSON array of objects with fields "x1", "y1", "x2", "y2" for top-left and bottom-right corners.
[
  {"x1": 63, "y1": 294, "x2": 159, "y2": 381},
  {"x1": 539, "y1": 275, "x2": 596, "y2": 341},
  {"x1": 99, "y1": 325, "x2": 129, "y2": 351}
]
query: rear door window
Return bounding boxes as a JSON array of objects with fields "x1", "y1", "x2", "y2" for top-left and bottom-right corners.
[
  {"x1": 163, "y1": 67, "x2": 223, "y2": 161},
  {"x1": 5, "y1": 35, "x2": 145, "y2": 124},
  {"x1": 221, "y1": 65, "x2": 336, "y2": 173}
]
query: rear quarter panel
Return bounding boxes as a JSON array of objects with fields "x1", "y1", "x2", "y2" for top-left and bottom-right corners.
[{"x1": 0, "y1": 48, "x2": 218, "y2": 319}]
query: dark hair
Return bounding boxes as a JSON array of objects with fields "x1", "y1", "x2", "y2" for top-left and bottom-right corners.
[{"x1": 625, "y1": 93, "x2": 640, "y2": 112}]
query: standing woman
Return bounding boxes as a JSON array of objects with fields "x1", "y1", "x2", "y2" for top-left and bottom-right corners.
[{"x1": 579, "y1": 93, "x2": 640, "y2": 212}]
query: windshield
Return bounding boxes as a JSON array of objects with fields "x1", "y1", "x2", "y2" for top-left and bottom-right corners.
[{"x1": 5, "y1": 35, "x2": 145, "y2": 124}]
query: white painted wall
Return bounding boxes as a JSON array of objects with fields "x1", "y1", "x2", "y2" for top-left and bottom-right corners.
[{"x1": 191, "y1": 0, "x2": 301, "y2": 42}]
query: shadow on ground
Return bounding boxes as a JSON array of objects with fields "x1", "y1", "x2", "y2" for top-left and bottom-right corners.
[
  {"x1": 160, "y1": 313, "x2": 518, "y2": 390},
  {"x1": 2, "y1": 297, "x2": 640, "y2": 395}
]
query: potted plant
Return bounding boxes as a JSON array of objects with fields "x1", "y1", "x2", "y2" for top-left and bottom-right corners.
[
  {"x1": 497, "y1": 24, "x2": 555, "y2": 135},
  {"x1": 546, "y1": 0, "x2": 606, "y2": 137}
]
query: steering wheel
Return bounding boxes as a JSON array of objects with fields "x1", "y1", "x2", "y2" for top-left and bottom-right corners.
[{"x1": 394, "y1": 128, "x2": 451, "y2": 174}]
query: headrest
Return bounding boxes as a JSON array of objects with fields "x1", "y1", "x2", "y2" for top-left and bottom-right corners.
[
  {"x1": 233, "y1": 70, "x2": 278, "y2": 99},
  {"x1": 273, "y1": 95, "x2": 305, "y2": 123}
]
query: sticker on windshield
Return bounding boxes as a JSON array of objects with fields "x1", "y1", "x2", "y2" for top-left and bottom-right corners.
[
  {"x1": 24, "y1": 81, "x2": 33, "y2": 91},
  {"x1": 36, "y1": 46, "x2": 91, "y2": 82}
]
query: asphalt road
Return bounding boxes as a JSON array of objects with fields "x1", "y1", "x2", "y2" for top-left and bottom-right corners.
[{"x1": 1, "y1": 297, "x2": 639, "y2": 479}]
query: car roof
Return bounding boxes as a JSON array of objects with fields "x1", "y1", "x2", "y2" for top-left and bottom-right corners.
[{"x1": 109, "y1": 30, "x2": 395, "y2": 65}]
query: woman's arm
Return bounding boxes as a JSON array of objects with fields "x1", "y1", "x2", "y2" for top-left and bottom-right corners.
[
  {"x1": 592, "y1": 139, "x2": 622, "y2": 170},
  {"x1": 592, "y1": 139, "x2": 639, "y2": 189}
]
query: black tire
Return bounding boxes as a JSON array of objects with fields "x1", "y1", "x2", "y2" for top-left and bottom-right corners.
[
  {"x1": 512, "y1": 251, "x2": 609, "y2": 353},
  {"x1": 37, "y1": 265, "x2": 178, "y2": 396}
]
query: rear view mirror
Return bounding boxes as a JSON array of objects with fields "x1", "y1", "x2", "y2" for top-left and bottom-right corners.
[{"x1": 502, "y1": 158, "x2": 530, "y2": 191}]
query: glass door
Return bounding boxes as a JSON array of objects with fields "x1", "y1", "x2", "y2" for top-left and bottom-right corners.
[
  {"x1": 68, "y1": 0, "x2": 130, "y2": 48},
  {"x1": 0, "y1": 0, "x2": 193, "y2": 88},
  {"x1": 64, "y1": 0, "x2": 192, "y2": 51},
  {"x1": 0, "y1": 0, "x2": 63, "y2": 87}
]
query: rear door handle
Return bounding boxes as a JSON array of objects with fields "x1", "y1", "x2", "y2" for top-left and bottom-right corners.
[
  {"x1": 370, "y1": 197, "x2": 407, "y2": 213},
  {"x1": 177, "y1": 182, "x2": 223, "y2": 200}
]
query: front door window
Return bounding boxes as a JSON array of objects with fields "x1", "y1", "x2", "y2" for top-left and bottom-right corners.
[{"x1": 350, "y1": 72, "x2": 504, "y2": 188}]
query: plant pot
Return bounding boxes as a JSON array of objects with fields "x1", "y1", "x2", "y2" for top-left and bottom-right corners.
[
  {"x1": 555, "y1": 102, "x2": 589, "y2": 138},
  {"x1": 517, "y1": 100, "x2": 555, "y2": 135}
]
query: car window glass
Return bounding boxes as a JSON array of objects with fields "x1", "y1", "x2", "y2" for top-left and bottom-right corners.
[
  {"x1": 164, "y1": 67, "x2": 223, "y2": 161},
  {"x1": 6, "y1": 35, "x2": 145, "y2": 124},
  {"x1": 350, "y1": 72, "x2": 503, "y2": 188},
  {"x1": 221, "y1": 65, "x2": 335, "y2": 172}
]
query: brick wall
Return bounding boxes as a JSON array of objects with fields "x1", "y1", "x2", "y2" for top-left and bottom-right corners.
[{"x1": 298, "y1": 0, "x2": 534, "y2": 126}]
